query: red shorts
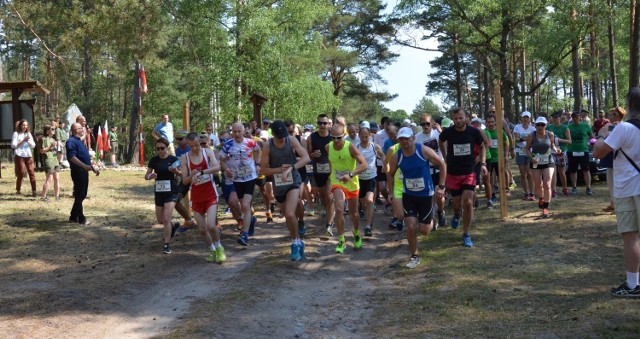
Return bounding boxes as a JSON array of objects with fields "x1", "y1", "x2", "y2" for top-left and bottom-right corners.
[
  {"x1": 331, "y1": 185, "x2": 359, "y2": 199},
  {"x1": 190, "y1": 197, "x2": 218, "y2": 215},
  {"x1": 446, "y1": 173, "x2": 476, "y2": 196}
]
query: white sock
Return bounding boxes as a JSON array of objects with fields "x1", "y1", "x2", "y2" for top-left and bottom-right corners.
[
  {"x1": 209, "y1": 244, "x2": 216, "y2": 251},
  {"x1": 296, "y1": 238, "x2": 302, "y2": 245},
  {"x1": 626, "y1": 271, "x2": 639, "y2": 288},
  {"x1": 215, "y1": 241, "x2": 222, "y2": 248},
  {"x1": 291, "y1": 239, "x2": 297, "y2": 245}
]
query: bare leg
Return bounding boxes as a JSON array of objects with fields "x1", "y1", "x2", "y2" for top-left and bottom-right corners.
[{"x1": 333, "y1": 189, "x2": 346, "y2": 236}]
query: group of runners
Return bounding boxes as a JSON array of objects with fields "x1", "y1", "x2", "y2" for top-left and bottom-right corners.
[{"x1": 144, "y1": 105, "x2": 606, "y2": 269}]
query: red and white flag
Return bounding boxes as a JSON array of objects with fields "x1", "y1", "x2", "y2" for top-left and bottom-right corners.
[
  {"x1": 140, "y1": 66, "x2": 148, "y2": 94},
  {"x1": 103, "y1": 120, "x2": 110, "y2": 153}
]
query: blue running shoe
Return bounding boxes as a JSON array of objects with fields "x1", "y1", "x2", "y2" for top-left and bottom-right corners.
[
  {"x1": 248, "y1": 216, "x2": 257, "y2": 236},
  {"x1": 298, "y1": 221, "x2": 306, "y2": 236},
  {"x1": 451, "y1": 214, "x2": 461, "y2": 229},
  {"x1": 462, "y1": 233, "x2": 474, "y2": 247},
  {"x1": 290, "y1": 244, "x2": 301, "y2": 261},
  {"x1": 299, "y1": 241, "x2": 305, "y2": 259},
  {"x1": 237, "y1": 232, "x2": 249, "y2": 246}
]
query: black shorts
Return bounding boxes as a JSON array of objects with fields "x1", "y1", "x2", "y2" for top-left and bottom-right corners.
[
  {"x1": 234, "y1": 179, "x2": 256, "y2": 199},
  {"x1": 403, "y1": 194, "x2": 434, "y2": 224},
  {"x1": 299, "y1": 169, "x2": 307, "y2": 184},
  {"x1": 487, "y1": 162, "x2": 499, "y2": 176},
  {"x1": 358, "y1": 178, "x2": 376, "y2": 198},
  {"x1": 376, "y1": 166, "x2": 386, "y2": 182},
  {"x1": 155, "y1": 192, "x2": 179, "y2": 207},
  {"x1": 275, "y1": 185, "x2": 301, "y2": 204},
  {"x1": 177, "y1": 182, "x2": 190, "y2": 197},
  {"x1": 313, "y1": 173, "x2": 330, "y2": 187},
  {"x1": 256, "y1": 176, "x2": 267, "y2": 186},
  {"x1": 567, "y1": 152, "x2": 589, "y2": 173},
  {"x1": 431, "y1": 171, "x2": 440, "y2": 189}
]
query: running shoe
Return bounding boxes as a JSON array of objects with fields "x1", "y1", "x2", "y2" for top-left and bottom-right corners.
[
  {"x1": 224, "y1": 207, "x2": 231, "y2": 214},
  {"x1": 237, "y1": 232, "x2": 249, "y2": 246},
  {"x1": 528, "y1": 193, "x2": 536, "y2": 201},
  {"x1": 451, "y1": 214, "x2": 461, "y2": 229},
  {"x1": 207, "y1": 249, "x2": 217, "y2": 262},
  {"x1": 298, "y1": 221, "x2": 306, "y2": 236},
  {"x1": 335, "y1": 240, "x2": 345, "y2": 253},
  {"x1": 354, "y1": 234, "x2": 363, "y2": 250},
  {"x1": 509, "y1": 182, "x2": 517, "y2": 190},
  {"x1": 505, "y1": 189, "x2": 512, "y2": 197},
  {"x1": 171, "y1": 222, "x2": 180, "y2": 238},
  {"x1": 163, "y1": 243, "x2": 171, "y2": 254},
  {"x1": 542, "y1": 208, "x2": 550, "y2": 218},
  {"x1": 487, "y1": 201, "x2": 495, "y2": 210},
  {"x1": 359, "y1": 209, "x2": 365, "y2": 219},
  {"x1": 523, "y1": 193, "x2": 529, "y2": 201},
  {"x1": 462, "y1": 233, "x2": 474, "y2": 247},
  {"x1": 248, "y1": 216, "x2": 257, "y2": 236},
  {"x1": 562, "y1": 188, "x2": 569, "y2": 196},
  {"x1": 552, "y1": 190, "x2": 558, "y2": 199},
  {"x1": 270, "y1": 202, "x2": 276, "y2": 213},
  {"x1": 178, "y1": 219, "x2": 196, "y2": 233},
  {"x1": 571, "y1": 187, "x2": 578, "y2": 195},
  {"x1": 325, "y1": 223, "x2": 334, "y2": 237},
  {"x1": 307, "y1": 209, "x2": 315, "y2": 216},
  {"x1": 266, "y1": 212, "x2": 273, "y2": 223},
  {"x1": 364, "y1": 226, "x2": 372, "y2": 237},
  {"x1": 473, "y1": 199, "x2": 479, "y2": 209},
  {"x1": 389, "y1": 217, "x2": 398, "y2": 229},
  {"x1": 406, "y1": 255, "x2": 420, "y2": 269},
  {"x1": 299, "y1": 241, "x2": 306, "y2": 259},
  {"x1": 586, "y1": 188, "x2": 593, "y2": 196},
  {"x1": 490, "y1": 196, "x2": 498, "y2": 204},
  {"x1": 290, "y1": 244, "x2": 302, "y2": 261},
  {"x1": 384, "y1": 203, "x2": 392, "y2": 214},
  {"x1": 396, "y1": 219, "x2": 404, "y2": 232},
  {"x1": 438, "y1": 210, "x2": 446, "y2": 228},
  {"x1": 216, "y1": 246, "x2": 226, "y2": 263},
  {"x1": 538, "y1": 197, "x2": 544, "y2": 209},
  {"x1": 610, "y1": 283, "x2": 640, "y2": 298}
]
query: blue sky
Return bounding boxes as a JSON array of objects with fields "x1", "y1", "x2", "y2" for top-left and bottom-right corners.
[{"x1": 378, "y1": 1, "x2": 443, "y2": 114}]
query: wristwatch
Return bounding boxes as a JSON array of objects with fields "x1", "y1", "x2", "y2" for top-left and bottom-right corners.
[
  {"x1": 349, "y1": 172, "x2": 354, "y2": 178},
  {"x1": 438, "y1": 184, "x2": 446, "y2": 190}
]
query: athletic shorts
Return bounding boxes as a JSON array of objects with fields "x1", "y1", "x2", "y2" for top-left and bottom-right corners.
[
  {"x1": 177, "y1": 182, "x2": 190, "y2": 197},
  {"x1": 515, "y1": 153, "x2": 530, "y2": 166},
  {"x1": 431, "y1": 172, "x2": 440, "y2": 190},
  {"x1": 313, "y1": 173, "x2": 330, "y2": 187},
  {"x1": 567, "y1": 152, "x2": 590, "y2": 173},
  {"x1": 155, "y1": 192, "x2": 179, "y2": 207},
  {"x1": 358, "y1": 178, "x2": 376, "y2": 198},
  {"x1": 233, "y1": 179, "x2": 256, "y2": 199},
  {"x1": 331, "y1": 185, "x2": 359, "y2": 199},
  {"x1": 221, "y1": 182, "x2": 235, "y2": 203},
  {"x1": 403, "y1": 194, "x2": 434, "y2": 224},
  {"x1": 256, "y1": 176, "x2": 267, "y2": 186},
  {"x1": 213, "y1": 174, "x2": 221, "y2": 186},
  {"x1": 446, "y1": 173, "x2": 476, "y2": 197},
  {"x1": 190, "y1": 196, "x2": 218, "y2": 215},
  {"x1": 275, "y1": 185, "x2": 300, "y2": 204},
  {"x1": 376, "y1": 166, "x2": 387, "y2": 182},
  {"x1": 614, "y1": 195, "x2": 640, "y2": 234},
  {"x1": 487, "y1": 162, "x2": 499, "y2": 176}
]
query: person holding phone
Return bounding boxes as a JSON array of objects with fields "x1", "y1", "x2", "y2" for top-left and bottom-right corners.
[{"x1": 11, "y1": 119, "x2": 37, "y2": 196}]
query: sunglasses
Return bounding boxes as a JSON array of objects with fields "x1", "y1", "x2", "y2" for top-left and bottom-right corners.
[
  {"x1": 535, "y1": 123, "x2": 546, "y2": 127},
  {"x1": 420, "y1": 122, "x2": 431, "y2": 126},
  {"x1": 200, "y1": 142, "x2": 208, "y2": 146},
  {"x1": 330, "y1": 135, "x2": 343, "y2": 140},
  {"x1": 156, "y1": 147, "x2": 166, "y2": 151},
  {"x1": 317, "y1": 121, "x2": 328, "y2": 126},
  {"x1": 176, "y1": 137, "x2": 184, "y2": 141}
]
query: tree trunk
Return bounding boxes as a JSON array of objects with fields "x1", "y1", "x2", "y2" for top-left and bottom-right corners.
[
  {"x1": 608, "y1": 0, "x2": 619, "y2": 105},
  {"x1": 631, "y1": 0, "x2": 640, "y2": 88},
  {"x1": 520, "y1": 49, "x2": 526, "y2": 112},
  {"x1": 127, "y1": 62, "x2": 140, "y2": 165},
  {"x1": 453, "y1": 33, "x2": 463, "y2": 107}
]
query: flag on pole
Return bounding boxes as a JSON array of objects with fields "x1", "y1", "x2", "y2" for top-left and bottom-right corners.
[
  {"x1": 103, "y1": 121, "x2": 110, "y2": 153},
  {"x1": 95, "y1": 126, "x2": 104, "y2": 160},
  {"x1": 140, "y1": 66, "x2": 148, "y2": 94}
]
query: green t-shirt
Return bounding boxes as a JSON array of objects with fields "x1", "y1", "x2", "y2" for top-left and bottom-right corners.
[
  {"x1": 567, "y1": 122, "x2": 592, "y2": 152},
  {"x1": 547, "y1": 124, "x2": 568, "y2": 152},
  {"x1": 485, "y1": 128, "x2": 507, "y2": 163},
  {"x1": 42, "y1": 136, "x2": 60, "y2": 170},
  {"x1": 109, "y1": 131, "x2": 118, "y2": 143},
  {"x1": 483, "y1": 129, "x2": 492, "y2": 161}
]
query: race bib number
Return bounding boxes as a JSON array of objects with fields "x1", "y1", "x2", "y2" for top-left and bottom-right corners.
[
  {"x1": 155, "y1": 180, "x2": 171, "y2": 192},
  {"x1": 273, "y1": 171, "x2": 294, "y2": 187},
  {"x1": 335, "y1": 170, "x2": 350, "y2": 179},
  {"x1": 305, "y1": 164, "x2": 314, "y2": 173},
  {"x1": 453, "y1": 143, "x2": 471, "y2": 156},
  {"x1": 491, "y1": 139, "x2": 498, "y2": 148},
  {"x1": 362, "y1": 167, "x2": 374, "y2": 178},
  {"x1": 194, "y1": 173, "x2": 212, "y2": 185},
  {"x1": 572, "y1": 152, "x2": 585, "y2": 157},
  {"x1": 536, "y1": 153, "x2": 550, "y2": 165},
  {"x1": 316, "y1": 163, "x2": 330, "y2": 174},
  {"x1": 405, "y1": 177, "x2": 425, "y2": 192},
  {"x1": 237, "y1": 165, "x2": 254, "y2": 178}
]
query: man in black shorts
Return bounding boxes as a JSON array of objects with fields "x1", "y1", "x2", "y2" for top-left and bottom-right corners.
[{"x1": 307, "y1": 114, "x2": 335, "y2": 235}]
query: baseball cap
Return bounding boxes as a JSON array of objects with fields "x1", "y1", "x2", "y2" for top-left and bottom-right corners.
[
  {"x1": 521, "y1": 111, "x2": 532, "y2": 118},
  {"x1": 262, "y1": 119, "x2": 271, "y2": 124},
  {"x1": 534, "y1": 116, "x2": 548, "y2": 125},
  {"x1": 571, "y1": 111, "x2": 580, "y2": 116},
  {"x1": 397, "y1": 127, "x2": 413, "y2": 139},
  {"x1": 304, "y1": 124, "x2": 313, "y2": 131},
  {"x1": 175, "y1": 129, "x2": 188, "y2": 138},
  {"x1": 359, "y1": 121, "x2": 370, "y2": 129},
  {"x1": 370, "y1": 122, "x2": 379, "y2": 130},
  {"x1": 271, "y1": 120, "x2": 288, "y2": 139},
  {"x1": 409, "y1": 122, "x2": 417, "y2": 127},
  {"x1": 471, "y1": 118, "x2": 483, "y2": 126},
  {"x1": 402, "y1": 118, "x2": 411, "y2": 125},
  {"x1": 441, "y1": 118, "x2": 452, "y2": 128}
]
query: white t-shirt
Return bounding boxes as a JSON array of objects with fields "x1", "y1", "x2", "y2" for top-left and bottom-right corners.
[
  {"x1": 415, "y1": 129, "x2": 442, "y2": 158},
  {"x1": 209, "y1": 133, "x2": 220, "y2": 147},
  {"x1": 345, "y1": 135, "x2": 361, "y2": 147},
  {"x1": 513, "y1": 124, "x2": 535, "y2": 149},
  {"x1": 220, "y1": 137, "x2": 261, "y2": 182},
  {"x1": 604, "y1": 122, "x2": 640, "y2": 198},
  {"x1": 374, "y1": 129, "x2": 389, "y2": 166}
]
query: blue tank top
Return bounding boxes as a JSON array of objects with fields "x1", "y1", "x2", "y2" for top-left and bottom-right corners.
[{"x1": 397, "y1": 145, "x2": 434, "y2": 197}]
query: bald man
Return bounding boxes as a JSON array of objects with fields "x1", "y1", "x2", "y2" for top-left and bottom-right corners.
[{"x1": 66, "y1": 123, "x2": 99, "y2": 225}]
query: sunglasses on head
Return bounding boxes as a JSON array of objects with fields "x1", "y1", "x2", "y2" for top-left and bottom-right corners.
[
  {"x1": 317, "y1": 121, "x2": 328, "y2": 126},
  {"x1": 331, "y1": 135, "x2": 343, "y2": 140},
  {"x1": 156, "y1": 146, "x2": 166, "y2": 151},
  {"x1": 420, "y1": 122, "x2": 431, "y2": 126}
]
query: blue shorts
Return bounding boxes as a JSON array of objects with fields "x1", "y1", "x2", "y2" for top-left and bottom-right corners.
[{"x1": 221, "y1": 182, "x2": 235, "y2": 203}]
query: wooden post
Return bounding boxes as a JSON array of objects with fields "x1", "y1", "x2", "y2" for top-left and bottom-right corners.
[
  {"x1": 494, "y1": 82, "x2": 509, "y2": 219},
  {"x1": 182, "y1": 101, "x2": 191, "y2": 219}
]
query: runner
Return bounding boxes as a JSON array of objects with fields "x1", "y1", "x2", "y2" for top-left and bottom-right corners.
[
  {"x1": 484, "y1": 115, "x2": 509, "y2": 204},
  {"x1": 259, "y1": 121, "x2": 310, "y2": 261},
  {"x1": 327, "y1": 124, "x2": 368, "y2": 253},
  {"x1": 383, "y1": 126, "x2": 403, "y2": 230},
  {"x1": 220, "y1": 123, "x2": 261, "y2": 246},
  {"x1": 284, "y1": 119, "x2": 311, "y2": 221},
  {"x1": 374, "y1": 117, "x2": 391, "y2": 208},
  {"x1": 439, "y1": 108, "x2": 486, "y2": 247},
  {"x1": 388, "y1": 127, "x2": 446, "y2": 268},
  {"x1": 357, "y1": 125, "x2": 386, "y2": 236},
  {"x1": 145, "y1": 138, "x2": 181, "y2": 254},
  {"x1": 471, "y1": 118, "x2": 494, "y2": 210},
  {"x1": 547, "y1": 111, "x2": 571, "y2": 197},
  {"x1": 415, "y1": 114, "x2": 446, "y2": 226},
  {"x1": 513, "y1": 112, "x2": 536, "y2": 200},
  {"x1": 524, "y1": 117, "x2": 561, "y2": 218},
  {"x1": 308, "y1": 114, "x2": 335, "y2": 235},
  {"x1": 567, "y1": 110, "x2": 595, "y2": 195},
  {"x1": 180, "y1": 133, "x2": 226, "y2": 263}
]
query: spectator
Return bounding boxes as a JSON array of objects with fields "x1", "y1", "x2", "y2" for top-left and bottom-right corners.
[
  {"x1": 11, "y1": 119, "x2": 37, "y2": 196},
  {"x1": 152, "y1": 114, "x2": 175, "y2": 156}
]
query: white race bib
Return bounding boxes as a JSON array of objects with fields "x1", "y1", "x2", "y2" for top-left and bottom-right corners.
[
  {"x1": 237, "y1": 165, "x2": 254, "y2": 178},
  {"x1": 305, "y1": 164, "x2": 314, "y2": 173},
  {"x1": 491, "y1": 139, "x2": 498, "y2": 148},
  {"x1": 572, "y1": 152, "x2": 585, "y2": 157},
  {"x1": 405, "y1": 177, "x2": 425, "y2": 192},
  {"x1": 316, "y1": 163, "x2": 330, "y2": 174},
  {"x1": 453, "y1": 143, "x2": 471, "y2": 156},
  {"x1": 536, "y1": 153, "x2": 551, "y2": 165},
  {"x1": 335, "y1": 170, "x2": 350, "y2": 179},
  {"x1": 274, "y1": 171, "x2": 294, "y2": 187},
  {"x1": 194, "y1": 173, "x2": 212, "y2": 185},
  {"x1": 155, "y1": 180, "x2": 171, "y2": 192},
  {"x1": 362, "y1": 167, "x2": 374, "y2": 178}
]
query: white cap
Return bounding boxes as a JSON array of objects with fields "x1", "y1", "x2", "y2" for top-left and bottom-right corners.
[
  {"x1": 521, "y1": 111, "x2": 532, "y2": 118},
  {"x1": 534, "y1": 116, "x2": 548, "y2": 125},
  {"x1": 403, "y1": 119, "x2": 411, "y2": 125},
  {"x1": 397, "y1": 127, "x2": 414, "y2": 139},
  {"x1": 471, "y1": 118, "x2": 483, "y2": 125},
  {"x1": 359, "y1": 121, "x2": 370, "y2": 129},
  {"x1": 409, "y1": 122, "x2": 417, "y2": 127}
]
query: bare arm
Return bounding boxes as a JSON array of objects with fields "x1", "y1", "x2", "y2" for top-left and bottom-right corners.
[
  {"x1": 386, "y1": 152, "x2": 398, "y2": 199},
  {"x1": 374, "y1": 144, "x2": 386, "y2": 164},
  {"x1": 291, "y1": 136, "x2": 310, "y2": 170}
]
